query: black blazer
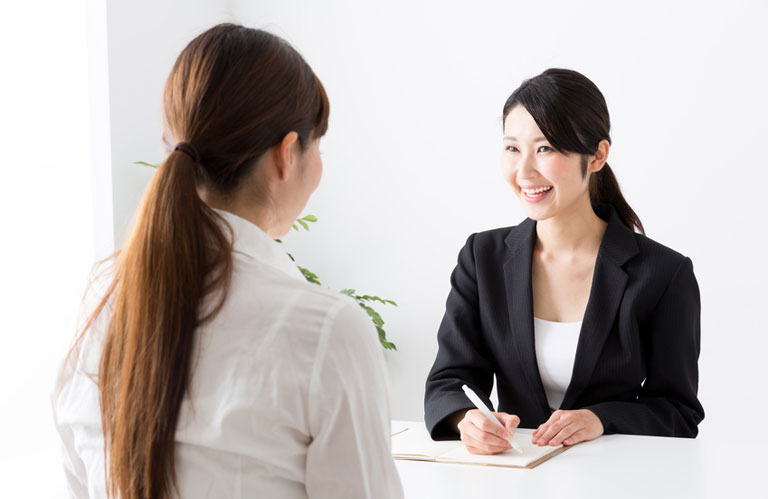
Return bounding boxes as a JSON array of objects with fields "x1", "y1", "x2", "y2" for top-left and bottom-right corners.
[{"x1": 424, "y1": 204, "x2": 704, "y2": 440}]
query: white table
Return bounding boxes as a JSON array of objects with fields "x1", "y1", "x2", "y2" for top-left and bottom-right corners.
[{"x1": 393, "y1": 421, "x2": 766, "y2": 499}]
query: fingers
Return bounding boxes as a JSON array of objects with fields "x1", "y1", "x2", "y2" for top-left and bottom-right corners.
[
  {"x1": 458, "y1": 410, "x2": 519, "y2": 455},
  {"x1": 533, "y1": 410, "x2": 572, "y2": 446},
  {"x1": 563, "y1": 429, "x2": 588, "y2": 446},
  {"x1": 532, "y1": 410, "x2": 605, "y2": 446},
  {"x1": 461, "y1": 436, "x2": 510, "y2": 455},
  {"x1": 459, "y1": 425, "x2": 510, "y2": 454},
  {"x1": 549, "y1": 423, "x2": 580, "y2": 446},
  {"x1": 466, "y1": 410, "x2": 511, "y2": 442},
  {"x1": 532, "y1": 409, "x2": 560, "y2": 439},
  {"x1": 496, "y1": 413, "x2": 521, "y2": 434}
]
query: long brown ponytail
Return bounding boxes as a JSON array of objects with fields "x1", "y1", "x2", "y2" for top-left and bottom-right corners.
[
  {"x1": 502, "y1": 68, "x2": 644, "y2": 234},
  {"x1": 71, "y1": 23, "x2": 329, "y2": 499}
]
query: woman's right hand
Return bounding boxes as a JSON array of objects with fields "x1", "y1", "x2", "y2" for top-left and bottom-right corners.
[{"x1": 455, "y1": 409, "x2": 521, "y2": 455}]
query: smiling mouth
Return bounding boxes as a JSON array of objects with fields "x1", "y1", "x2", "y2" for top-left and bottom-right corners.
[{"x1": 521, "y1": 186, "x2": 553, "y2": 197}]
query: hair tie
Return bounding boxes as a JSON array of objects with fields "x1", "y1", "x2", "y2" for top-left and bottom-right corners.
[{"x1": 174, "y1": 141, "x2": 201, "y2": 164}]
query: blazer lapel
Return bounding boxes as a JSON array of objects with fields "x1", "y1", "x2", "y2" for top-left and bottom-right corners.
[
  {"x1": 503, "y1": 218, "x2": 551, "y2": 418},
  {"x1": 560, "y1": 205, "x2": 640, "y2": 409}
]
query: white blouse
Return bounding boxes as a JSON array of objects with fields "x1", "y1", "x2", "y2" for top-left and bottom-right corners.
[
  {"x1": 52, "y1": 208, "x2": 403, "y2": 499},
  {"x1": 534, "y1": 317, "x2": 582, "y2": 411}
]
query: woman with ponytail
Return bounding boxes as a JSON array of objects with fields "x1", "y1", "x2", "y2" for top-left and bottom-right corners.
[
  {"x1": 53, "y1": 24, "x2": 402, "y2": 498},
  {"x1": 425, "y1": 68, "x2": 704, "y2": 452}
]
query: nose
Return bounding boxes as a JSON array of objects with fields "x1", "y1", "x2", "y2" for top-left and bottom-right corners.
[{"x1": 517, "y1": 151, "x2": 538, "y2": 178}]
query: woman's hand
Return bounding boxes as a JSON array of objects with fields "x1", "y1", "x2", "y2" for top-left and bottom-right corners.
[
  {"x1": 456, "y1": 409, "x2": 521, "y2": 455},
  {"x1": 532, "y1": 409, "x2": 604, "y2": 446}
]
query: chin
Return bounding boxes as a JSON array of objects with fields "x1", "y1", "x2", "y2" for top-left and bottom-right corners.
[
  {"x1": 519, "y1": 203, "x2": 556, "y2": 222},
  {"x1": 523, "y1": 211, "x2": 552, "y2": 222}
]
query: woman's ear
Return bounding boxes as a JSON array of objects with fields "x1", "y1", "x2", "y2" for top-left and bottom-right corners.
[
  {"x1": 589, "y1": 139, "x2": 610, "y2": 173},
  {"x1": 273, "y1": 131, "x2": 300, "y2": 181}
]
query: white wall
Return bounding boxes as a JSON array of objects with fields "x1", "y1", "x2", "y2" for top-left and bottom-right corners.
[
  {"x1": 224, "y1": 0, "x2": 768, "y2": 428},
  {"x1": 63, "y1": 0, "x2": 768, "y2": 450},
  {"x1": 0, "y1": 1, "x2": 92, "y2": 497},
  {"x1": 104, "y1": 0, "x2": 237, "y2": 249},
  {"x1": 0, "y1": 1, "x2": 237, "y2": 496}
]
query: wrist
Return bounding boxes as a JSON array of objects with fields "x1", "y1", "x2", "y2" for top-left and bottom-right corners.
[
  {"x1": 580, "y1": 409, "x2": 605, "y2": 434},
  {"x1": 448, "y1": 409, "x2": 470, "y2": 432}
]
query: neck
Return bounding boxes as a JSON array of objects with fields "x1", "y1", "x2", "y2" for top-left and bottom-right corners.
[
  {"x1": 224, "y1": 203, "x2": 280, "y2": 238},
  {"x1": 198, "y1": 188, "x2": 281, "y2": 238},
  {"x1": 534, "y1": 198, "x2": 607, "y2": 256}
]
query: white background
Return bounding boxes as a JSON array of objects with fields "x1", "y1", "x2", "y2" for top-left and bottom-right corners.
[
  {"x1": 2, "y1": 0, "x2": 767, "y2": 496},
  {"x1": 1, "y1": 1, "x2": 92, "y2": 496}
]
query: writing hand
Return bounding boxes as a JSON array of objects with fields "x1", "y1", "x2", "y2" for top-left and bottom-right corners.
[{"x1": 457, "y1": 409, "x2": 520, "y2": 455}]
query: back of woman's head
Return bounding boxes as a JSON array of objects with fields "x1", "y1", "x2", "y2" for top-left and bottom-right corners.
[
  {"x1": 502, "y1": 68, "x2": 643, "y2": 234},
  {"x1": 76, "y1": 23, "x2": 329, "y2": 499},
  {"x1": 163, "y1": 23, "x2": 329, "y2": 193}
]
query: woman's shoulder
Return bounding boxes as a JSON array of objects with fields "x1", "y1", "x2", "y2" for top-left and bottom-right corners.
[
  {"x1": 231, "y1": 260, "x2": 363, "y2": 323},
  {"x1": 617, "y1": 231, "x2": 699, "y2": 311},
  {"x1": 629, "y1": 230, "x2": 692, "y2": 273}
]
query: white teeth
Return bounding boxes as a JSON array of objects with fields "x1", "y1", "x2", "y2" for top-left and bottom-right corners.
[{"x1": 522, "y1": 186, "x2": 552, "y2": 195}]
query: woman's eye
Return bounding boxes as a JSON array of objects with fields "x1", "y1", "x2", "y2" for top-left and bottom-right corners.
[
  {"x1": 538, "y1": 146, "x2": 552, "y2": 153},
  {"x1": 506, "y1": 145, "x2": 519, "y2": 153}
]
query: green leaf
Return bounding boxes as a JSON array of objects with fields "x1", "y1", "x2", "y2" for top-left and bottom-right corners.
[
  {"x1": 377, "y1": 326, "x2": 386, "y2": 340},
  {"x1": 274, "y1": 238, "x2": 282, "y2": 244},
  {"x1": 361, "y1": 305, "x2": 384, "y2": 327},
  {"x1": 298, "y1": 266, "x2": 321, "y2": 285},
  {"x1": 299, "y1": 266, "x2": 318, "y2": 279},
  {"x1": 134, "y1": 161, "x2": 158, "y2": 168},
  {"x1": 292, "y1": 224, "x2": 298, "y2": 231},
  {"x1": 301, "y1": 215, "x2": 318, "y2": 222},
  {"x1": 375, "y1": 326, "x2": 397, "y2": 350},
  {"x1": 339, "y1": 289, "x2": 398, "y2": 350},
  {"x1": 297, "y1": 219, "x2": 309, "y2": 230},
  {"x1": 287, "y1": 252, "x2": 295, "y2": 262},
  {"x1": 355, "y1": 295, "x2": 397, "y2": 306},
  {"x1": 361, "y1": 295, "x2": 384, "y2": 304}
]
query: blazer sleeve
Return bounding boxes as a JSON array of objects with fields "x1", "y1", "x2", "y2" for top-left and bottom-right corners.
[
  {"x1": 584, "y1": 256, "x2": 705, "y2": 437},
  {"x1": 424, "y1": 233, "x2": 496, "y2": 440}
]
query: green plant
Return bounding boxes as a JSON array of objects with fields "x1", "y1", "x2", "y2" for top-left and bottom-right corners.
[
  {"x1": 136, "y1": 161, "x2": 398, "y2": 350},
  {"x1": 279, "y1": 215, "x2": 398, "y2": 350}
]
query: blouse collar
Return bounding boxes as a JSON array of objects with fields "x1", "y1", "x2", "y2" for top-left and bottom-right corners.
[{"x1": 211, "y1": 208, "x2": 306, "y2": 282}]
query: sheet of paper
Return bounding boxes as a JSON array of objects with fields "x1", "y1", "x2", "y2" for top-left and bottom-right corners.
[
  {"x1": 391, "y1": 425, "x2": 460, "y2": 459},
  {"x1": 437, "y1": 430, "x2": 562, "y2": 467}
]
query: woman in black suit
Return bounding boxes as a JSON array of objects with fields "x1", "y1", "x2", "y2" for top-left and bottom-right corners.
[{"x1": 424, "y1": 68, "x2": 704, "y2": 455}]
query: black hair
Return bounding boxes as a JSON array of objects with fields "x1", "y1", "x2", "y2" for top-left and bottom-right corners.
[{"x1": 503, "y1": 68, "x2": 644, "y2": 234}]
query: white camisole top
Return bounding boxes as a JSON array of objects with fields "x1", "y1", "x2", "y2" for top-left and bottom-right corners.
[{"x1": 534, "y1": 317, "x2": 582, "y2": 411}]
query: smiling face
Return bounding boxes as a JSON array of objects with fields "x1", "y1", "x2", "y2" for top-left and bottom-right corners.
[{"x1": 502, "y1": 105, "x2": 599, "y2": 222}]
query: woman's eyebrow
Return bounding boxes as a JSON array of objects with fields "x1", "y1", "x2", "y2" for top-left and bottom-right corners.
[{"x1": 503, "y1": 136, "x2": 548, "y2": 142}]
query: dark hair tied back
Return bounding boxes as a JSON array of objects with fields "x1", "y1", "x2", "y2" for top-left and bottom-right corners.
[
  {"x1": 502, "y1": 68, "x2": 644, "y2": 234},
  {"x1": 174, "y1": 142, "x2": 201, "y2": 164}
]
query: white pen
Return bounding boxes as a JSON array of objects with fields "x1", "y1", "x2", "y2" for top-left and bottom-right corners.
[{"x1": 462, "y1": 384, "x2": 523, "y2": 454}]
